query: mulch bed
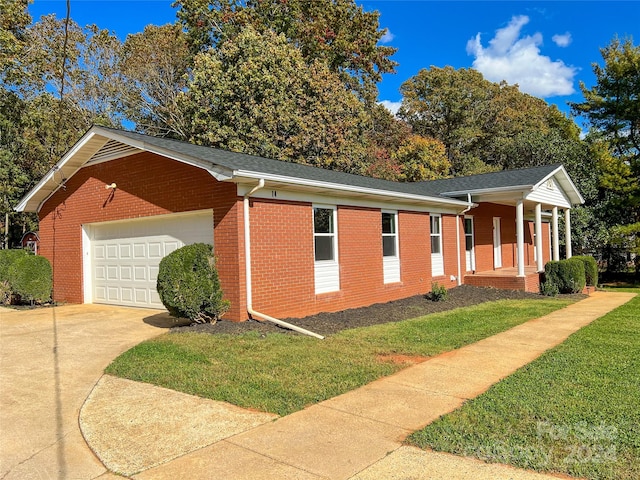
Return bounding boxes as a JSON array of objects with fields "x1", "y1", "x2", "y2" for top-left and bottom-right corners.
[{"x1": 171, "y1": 285, "x2": 585, "y2": 337}]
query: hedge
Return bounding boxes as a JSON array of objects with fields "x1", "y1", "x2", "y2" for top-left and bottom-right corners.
[
  {"x1": 7, "y1": 254, "x2": 53, "y2": 303},
  {"x1": 156, "y1": 243, "x2": 230, "y2": 323},
  {"x1": 571, "y1": 255, "x2": 598, "y2": 286},
  {"x1": 543, "y1": 258, "x2": 586, "y2": 294}
]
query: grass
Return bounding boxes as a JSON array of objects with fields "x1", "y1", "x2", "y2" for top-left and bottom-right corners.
[
  {"x1": 106, "y1": 297, "x2": 573, "y2": 416},
  {"x1": 408, "y1": 289, "x2": 639, "y2": 480}
]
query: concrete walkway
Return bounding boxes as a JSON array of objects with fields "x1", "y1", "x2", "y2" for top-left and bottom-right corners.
[
  {"x1": 76, "y1": 291, "x2": 635, "y2": 480},
  {"x1": 0, "y1": 304, "x2": 173, "y2": 480}
]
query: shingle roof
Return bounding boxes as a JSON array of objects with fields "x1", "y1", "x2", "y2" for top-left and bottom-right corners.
[
  {"x1": 103, "y1": 127, "x2": 432, "y2": 197},
  {"x1": 16, "y1": 125, "x2": 583, "y2": 212},
  {"x1": 413, "y1": 164, "x2": 563, "y2": 197},
  {"x1": 101, "y1": 127, "x2": 564, "y2": 200}
]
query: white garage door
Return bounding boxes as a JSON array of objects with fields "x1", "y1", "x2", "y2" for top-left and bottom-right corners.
[{"x1": 88, "y1": 211, "x2": 214, "y2": 308}]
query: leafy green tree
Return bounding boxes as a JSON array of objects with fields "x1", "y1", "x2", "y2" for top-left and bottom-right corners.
[
  {"x1": 118, "y1": 23, "x2": 192, "y2": 138},
  {"x1": 572, "y1": 37, "x2": 640, "y2": 163},
  {"x1": 174, "y1": 0, "x2": 397, "y2": 102},
  {"x1": 0, "y1": 0, "x2": 32, "y2": 83},
  {"x1": 399, "y1": 66, "x2": 493, "y2": 175},
  {"x1": 181, "y1": 26, "x2": 370, "y2": 173},
  {"x1": 572, "y1": 37, "x2": 640, "y2": 276},
  {"x1": 393, "y1": 135, "x2": 450, "y2": 181}
]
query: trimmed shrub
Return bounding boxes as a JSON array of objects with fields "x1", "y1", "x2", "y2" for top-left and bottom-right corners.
[
  {"x1": 544, "y1": 258, "x2": 586, "y2": 294},
  {"x1": 540, "y1": 281, "x2": 559, "y2": 297},
  {"x1": 156, "y1": 243, "x2": 230, "y2": 324},
  {"x1": 426, "y1": 281, "x2": 448, "y2": 302},
  {"x1": 7, "y1": 255, "x2": 52, "y2": 303},
  {"x1": 0, "y1": 249, "x2": 29, "y2": 282},
  {"x1": 572, "y1": 255, "x2": 598, "y2": 287}
]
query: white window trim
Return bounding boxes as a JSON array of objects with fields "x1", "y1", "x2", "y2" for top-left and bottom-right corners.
[
  {"x1": 313, "y1": 204, "x2": 340, "y2": 294},
  {"x1": 382, "y1": 210, "x2": 400, "y2": 284},
  {"x1": 431, "y1": 214, "x2": 444, "y2": 277},
  {"x1": 464, "y1": 215, "x2": 476, "y2": 272}
]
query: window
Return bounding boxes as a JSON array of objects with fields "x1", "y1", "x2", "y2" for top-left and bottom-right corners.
[
  {"x1": 464, "y1": 216, "x2": 475, "y2": 272},
  {"x1": 382, "y1": 211, "x2": 400, "y2": 283},
  {"x1": 314, "y1": 206, "x2": 339, "y2": 294},
  {"x1": 430, "y1": 215, "x2": 442, "y2": 254},
  {"x1": 314, "y1": 207, "x2": 335, "y2": 261},
  {"x1": 430, "y1": 214, "x2": 444, "y2": 276},
  {"x1": 464, "y1": 218, "x2": 473, "y2": 252},
  {"x1": 382, "y1": 212, "x2": 397, "y2": 257}
]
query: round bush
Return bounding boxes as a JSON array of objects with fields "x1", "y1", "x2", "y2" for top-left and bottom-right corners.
[
  {"x1": 156, "y1": 243, "x2": 230, "y2": 323},
  {"x1": 7, "y1": 254, "x2": 52, "y2": 303},
  {"x1": 0, "y1": 249, "x2": 30, "y2": 282}
]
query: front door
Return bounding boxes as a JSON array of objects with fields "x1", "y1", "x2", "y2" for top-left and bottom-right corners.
[{"x1": 493, "y1": 217, "x2": 502, "y2": 269}]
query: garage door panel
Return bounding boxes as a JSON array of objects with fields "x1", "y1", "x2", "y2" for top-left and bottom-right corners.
[
  {"x1": 121, "y1": 288, "x2": 133, "y2": 302},
  {"x1": 149, "y1": 265, "x2": 159, "y2": 282},
  {"x1": 148, "y1": 242, "x2": 163, "y2": 258},
  {"x1": 90, "y1": 211, "x2": 213, "y2": 309},
  {"x1": 106, "y1": 266, "x2": 118, "y2": 280},
  {"x1": 134, "y1": 266, "x2": 147, "y2": 282},
  {"x1": 133, "y1": 243, "x2": 146, "y2": 258},
  {"x1": 120, "y1": 266, "x2": 132, "y2": 281},
  {"x1": 95, "y1": 286, "x2": 107, "y2": 302},
  {"x1": 94, "y1": 245, "x2": 105, "y2": 260},
  {"x1": 107, "y1": 286, "x2": 119, "y2": 301},
  {"x1": 119, "y1": 244, "x2": 131, "y2": 258}
]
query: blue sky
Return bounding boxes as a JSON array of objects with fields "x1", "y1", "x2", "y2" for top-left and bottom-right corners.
[{"x1": 29, "y1": 1, "x2": 639, "y2": 124}]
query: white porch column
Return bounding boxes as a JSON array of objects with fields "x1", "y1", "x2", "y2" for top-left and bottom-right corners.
[
  {"x1": 516, "y1": 199, "x2": 525, "y2": 277},
  {"x1": 552, "y1": 206, "x2": 560, "y2": 261},
  {"x1": 535, "y1": 203, "x2": 544, "y2": 272},
  {"x1": 565, "y1": 208, "x2": 572, "y2": 259}
]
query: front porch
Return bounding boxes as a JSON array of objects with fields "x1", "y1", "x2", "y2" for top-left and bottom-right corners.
[{"x1": 464, "y1": 266, "x2": 542, "y2": 293}]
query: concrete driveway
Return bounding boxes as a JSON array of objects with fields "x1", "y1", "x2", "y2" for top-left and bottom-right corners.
[{"x1": 0, "y1": 304, "x2": 173, "y2": 480}]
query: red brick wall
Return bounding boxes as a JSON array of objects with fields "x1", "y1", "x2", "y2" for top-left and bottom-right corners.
[
  {"x1": 246, "y1": 204, "x2": 466, "y2": 319},
  {"x1": 38, "y1": 152, "x2": 246, "y2": 320}
]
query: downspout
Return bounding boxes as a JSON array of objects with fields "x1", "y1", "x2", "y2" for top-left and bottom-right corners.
[
  {"x1": 243, "y1": 179, "x2": 324, "y2": 339},
  {"x1": 455, "y1": 194, "x2": 475, "y2": 287}
]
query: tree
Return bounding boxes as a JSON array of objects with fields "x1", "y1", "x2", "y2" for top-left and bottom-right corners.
[
  {"x1": 399, "y1": 66, "x2": 588, "y2": 178},
  {"x1": 174, "y1": 0, "x2": 397, "y2": 102},
  {"x1": 399, "y1": 66, "x2": 493, "y2": 175},
  {"x1": 572, "y1": 37, "x2": 640, "y2": 277},
  {"x1": 0, "y1": 0, "x2": 32, "y2": 83},
  {"x1": 393, "y1": 135, "x2": 450, "y2": 181},
  {"x1": 180, "y1": 26, "x2": 371, "y2": 173},
  {"x1": 572, "y1": 37, "x2": 640, "y2": 162},
  {"x1": 118, "y1": 23, "x2": 192, "y2": 138}
]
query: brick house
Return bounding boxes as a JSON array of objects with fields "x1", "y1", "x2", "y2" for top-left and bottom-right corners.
[{"x1": 16, "y1": 126, "x2": 583, "y2": 323}]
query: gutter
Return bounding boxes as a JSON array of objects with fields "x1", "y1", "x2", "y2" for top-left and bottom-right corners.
[
  {"x1": 243, "y1": 179, "x2": 324, "y2": 339},
  {"x1": 455, "y1": 194, "x2": 476, "y2": 286}
]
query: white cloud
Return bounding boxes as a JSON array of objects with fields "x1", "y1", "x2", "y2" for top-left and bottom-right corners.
[
  {"x1": 380, "y1": 100, "x2": 402, "y2": 115},
  {"x1": 379, "y1": 28, "x2": 394, "y2": 44},
  {"x1": 466, "y1": 15, "x2": 576, "y2": 97},
  {"x1": 552, "y1": 32, "x2": 572, "y2": 47}
]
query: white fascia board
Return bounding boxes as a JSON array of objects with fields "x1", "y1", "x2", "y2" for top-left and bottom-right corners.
[
  {"x1": 95, "y1": 128, "x2": 234, "y2": 181},
  {"x1": 533, "y1": 165, "x2": 585, "y2": 205},
  {"x1": 15, "y1": 130, "x2": 101, "y2": 212},
  {"x1": 234, "y1": 170, "x2": 473, "y2": 212}
]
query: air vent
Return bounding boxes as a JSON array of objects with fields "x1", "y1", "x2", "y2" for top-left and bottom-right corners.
[{"x1": 87, "y1": 140, "x2": 142, "y2": 164}]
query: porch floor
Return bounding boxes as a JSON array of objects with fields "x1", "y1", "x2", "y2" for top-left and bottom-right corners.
[{"x1": 464, "y1": 266, "x2": 542, "y2": 293}]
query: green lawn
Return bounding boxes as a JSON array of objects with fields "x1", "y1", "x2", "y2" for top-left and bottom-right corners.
[
  {"x1": 106, "y1": 298, "x2": 573, "y2": 416},
  {"x1": 408, "y1": 289, "x2": 639, "y2": 480}
]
